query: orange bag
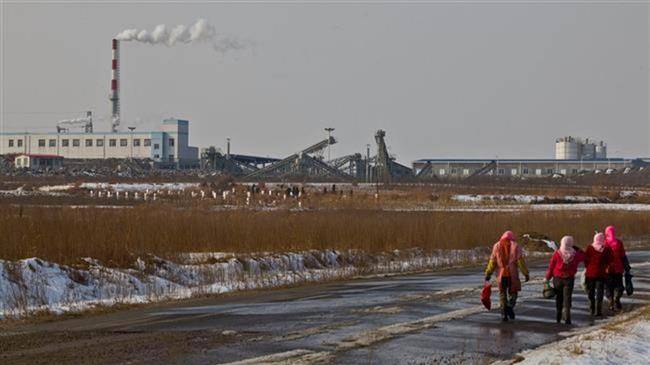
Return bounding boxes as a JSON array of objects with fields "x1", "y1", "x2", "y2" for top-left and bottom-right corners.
[{"x1": 481, "y1": 282, "x2": 492, "y2": 310}]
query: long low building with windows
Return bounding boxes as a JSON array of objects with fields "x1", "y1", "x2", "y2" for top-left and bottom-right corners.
[
  {"x1": 1, "y1": 118, "x2": 198, "y2": 167},
  {"x1": 413, "y1": 158, "x2": 634, "y2": 178}
]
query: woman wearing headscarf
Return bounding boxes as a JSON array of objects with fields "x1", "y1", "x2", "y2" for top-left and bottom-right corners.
[
  {"x1": 485, "y1": 231, "x2": 530, "y2": 322},
  {"x1": 584, "y1": 232, "x2": 611, "y2": 317},
  {"x1": 604, "y1": 226, "x2": 631, "y2": 312},
  {"x1": 545, "y1": 236, "x2": 585, "y2": 324}
]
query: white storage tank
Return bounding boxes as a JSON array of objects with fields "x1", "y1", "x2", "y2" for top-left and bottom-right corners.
[
  {"x1": 555, "y1": 137, "x2": 580, "y2": 160},
  {"x1": 581, "y1": 139, "x2": 596, "y2": 160},
  {"x1": 595, "y1": 141, "x2": 607, "y2": 159}
]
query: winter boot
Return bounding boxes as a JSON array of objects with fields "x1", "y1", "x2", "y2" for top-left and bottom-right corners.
[
  {"x1": 615, "y1": 298, "x2": 622, "y2": 311},
  {"x1": 588, "y1": 300, "x2": 595, "y2": 316},
  {"x1": 564, "y1": 309, "x2": 571, "y2": 325},
  {"x1": 595, "y1": 301, "x2": 603, "y2": 317},
  {"x1": 507, "y1": 306, "x2": 515, "y2": 320},
  {"x1": 556, "y1": 311, "x2": 562, "y2": 324}
]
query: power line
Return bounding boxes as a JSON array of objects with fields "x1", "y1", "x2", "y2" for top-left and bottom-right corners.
[{"x1": 2, "y1": 111, "x2": 90, "y2": 115}]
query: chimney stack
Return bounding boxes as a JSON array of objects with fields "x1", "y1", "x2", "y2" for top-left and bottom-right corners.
[{"x1": 110, "y1": 39, "x2": 120, "y2": 132}]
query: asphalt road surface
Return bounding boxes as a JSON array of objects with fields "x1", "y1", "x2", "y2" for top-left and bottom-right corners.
[{"x1": 2, "y1": 251, "x2": 649, "y2": 365}]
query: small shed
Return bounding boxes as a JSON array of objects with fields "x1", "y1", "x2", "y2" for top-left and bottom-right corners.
[{"x1": 14, "y1": 154, "x2": 64, "y2": 170}]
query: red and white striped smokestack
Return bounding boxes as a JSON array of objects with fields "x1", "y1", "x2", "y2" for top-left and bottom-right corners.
[{"x1": 110, "y1": 38, "x2": 120, "y2": 132}]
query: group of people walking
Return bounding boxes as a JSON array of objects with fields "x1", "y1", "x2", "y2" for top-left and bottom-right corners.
[{"x1": 484, "y1": 226, "x2": 632, "y2": 324}]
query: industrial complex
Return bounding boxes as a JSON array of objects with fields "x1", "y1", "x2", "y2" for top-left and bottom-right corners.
[
  {"x1": 3, "y1": 112, "x2": 640, "y2": 180},
  {"x1": 1, "y1": 38, "x2": 647, "y2": 180}
]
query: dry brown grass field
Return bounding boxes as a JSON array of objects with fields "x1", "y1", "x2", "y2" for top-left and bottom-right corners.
[{"x1": 1, "y1": 204, "x2": 649, "y2": 266}]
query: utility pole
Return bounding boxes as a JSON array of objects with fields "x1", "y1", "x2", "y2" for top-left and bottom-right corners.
[
  {"x1": 128, "y1": 126, "x2": 136, "y2": 159},
  {"x1": 366, "y1": 143, "x2": 371, "y2": 183},
  {"x1": 580, "y1": 156, "x2": 583, "y2": 172},
  {"x1": 324, "y1": 127, "x2": 335, "y2": 161}
]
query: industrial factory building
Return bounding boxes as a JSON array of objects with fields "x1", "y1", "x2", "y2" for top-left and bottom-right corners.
[
  {"x1": 413, "y1": 158, "x2": 632, "y2": 178},
  {"x1": 414, "y1": 137, "x2": 631, "y2": 178},
  {"x1": 1, "y1": 119, "x2": 199, "y2": 167}
]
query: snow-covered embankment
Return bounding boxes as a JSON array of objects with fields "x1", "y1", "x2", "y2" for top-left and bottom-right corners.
[{"x1": 0, "y1": 248, "x2": 489, "y2": 318}]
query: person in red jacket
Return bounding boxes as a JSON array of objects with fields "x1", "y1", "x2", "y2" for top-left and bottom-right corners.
[
  {"x1": 545, "y1": 236, "x2": 585, "y2": 324},
  {"x1": 584, "y1": 232, "x2": 611, "y2": 317},
  {"x1": 604, "y1": 225, "x2": 631, "y2": 312},
  {"x1": 485, "y1": 231, "x2": 530, "y2": 322}
]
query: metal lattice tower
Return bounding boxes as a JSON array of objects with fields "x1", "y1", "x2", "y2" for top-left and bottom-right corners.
[{"x1": 374, "y1": 130, "x2": 392, "y2": 183}]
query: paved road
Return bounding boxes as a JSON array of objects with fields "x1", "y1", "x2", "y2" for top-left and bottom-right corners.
[{"x1": 2, "y1": 252, "x2": 649, "y2": 365}]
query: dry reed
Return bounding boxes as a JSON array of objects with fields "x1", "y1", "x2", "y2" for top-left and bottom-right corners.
[{"x1": 1, "y1": 205, "x2": 649, "y2": 266}]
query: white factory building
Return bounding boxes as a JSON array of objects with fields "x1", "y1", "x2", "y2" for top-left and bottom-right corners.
[{"x1": 1, "y1": 118, "x2": 199, "y2": 168}]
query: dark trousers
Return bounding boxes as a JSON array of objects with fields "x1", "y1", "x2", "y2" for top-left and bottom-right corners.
[
  {"x1": 499, "y1": 277, "x2": 518, "y2": 313},
  {"x1": 585, "y1": 277, "x2": 605, "y2": 315},
  {"x1": 606, "y1": 273, "x2": 624, "y2": 306},
  {"x1": 553, "y1": 277, "x2": 574, "y2": 323}
]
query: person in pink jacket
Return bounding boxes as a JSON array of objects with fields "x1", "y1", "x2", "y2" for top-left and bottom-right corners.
[
  {"x1": 545, "y1": 236, "x2": 585, "y2": 324},
  {"x1": 604, "y1": 225, "x2": 631, "y2": 312},
  {"x1": 485, "y1": 231, "x2": 530, "y2": 322}
]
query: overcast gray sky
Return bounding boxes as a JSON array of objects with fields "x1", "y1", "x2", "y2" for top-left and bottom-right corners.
[{"x1": 1, "y1": 1, "x2": 648, "y2": 163}]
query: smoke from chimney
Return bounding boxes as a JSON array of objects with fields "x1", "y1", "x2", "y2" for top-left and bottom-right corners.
[{"x1": 115, "y1": 19, "x2": 246, "y2": 54}]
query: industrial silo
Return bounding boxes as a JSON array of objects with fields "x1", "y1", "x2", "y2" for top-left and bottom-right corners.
[
  {"x1": 581, "y1": 139, "x2": 596, "y2": 160},
  {"x1": 555, "y1": 137, "x2": 580, "y2": 159},
  {"x1": 595, "y1": 141, "x2": 607, "y2": 159}
]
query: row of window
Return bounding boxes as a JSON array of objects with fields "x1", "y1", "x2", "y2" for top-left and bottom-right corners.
[
  {"x1": 6, "y1": 138, "x2": 170, "y2": 149},
  {"x1": 494, "y1": 168, "x2": 579, "y2": 175},
  {"x1": 438, "y1": 167, "x2": 581, "y2": 176},
  {"x1": 7, "y1": 139, "x2": 24, "y2": 147},
  {"x1": 37, "y1": 138, "x2": 153, "y2": 148}
]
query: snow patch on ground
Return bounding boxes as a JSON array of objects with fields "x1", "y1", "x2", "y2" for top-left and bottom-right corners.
[
  {"x1": 37, "y1": 184, "x2": 75, "y2": 192},
  {"x1": 525, "y1": 203, "x2": 650, "y2": 211},
  {"x1": 223, "y1": 349, "x2": 333, "y2": 365},
  {"x1": 453, "y1": 194, "x2": 543, "y2": 203},
  {"x1": 620, "y1": 190, "x2": 650, "y2": 198},
  {"x1": 389, "y1": 203, "x2": 650, "y2": 212},
  {"x1": 0, "y1": 186, "x2": 68, "y2": 197},
  {"x1": 0, "y1": 248, "x2": 491, "y2": 319},
  {"x1": 0, "y1": 187, "x2": 27, "y2": 196},
  {"x1": 78, "y1": 182, "x2": 199, "y2": 192},
  {"x1": 513, "y1": 316, "x2": 649, "y2": 365},
  {"x1": 452, "y1": 194, "x2": 602, "y2": 204}
]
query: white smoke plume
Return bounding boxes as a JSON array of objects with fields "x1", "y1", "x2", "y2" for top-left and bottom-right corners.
[{"x1": 115, "y1": 19, "x2": 246, "y2": 54}]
